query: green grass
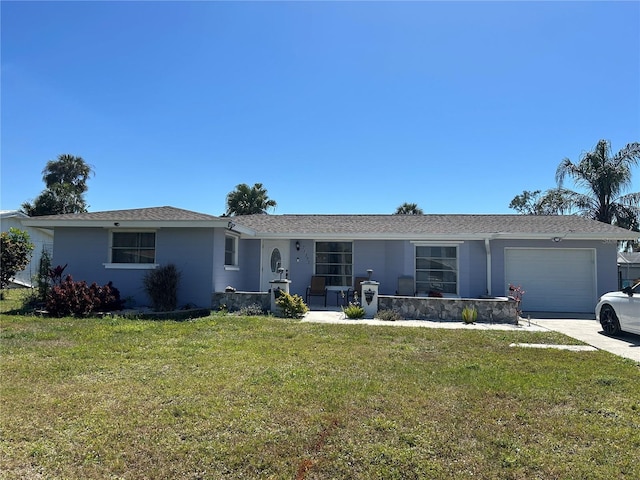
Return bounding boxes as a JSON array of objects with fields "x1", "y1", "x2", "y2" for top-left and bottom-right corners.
[{"x1": 2, "y1": 289, "x2": 639, "y2": 479}]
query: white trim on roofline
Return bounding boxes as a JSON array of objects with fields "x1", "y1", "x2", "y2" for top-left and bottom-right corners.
[
  {"x1": 242, "y1": 231, "x2": 638, "y2": 241},
  {"x1": 22, "y1": 219, "x2": 256, "y2": 235}
]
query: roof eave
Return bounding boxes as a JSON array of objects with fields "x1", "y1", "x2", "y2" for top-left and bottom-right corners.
[
  {"x1": 246, "y1": 232, "x2": 639, "y2": 241},
  {"x1": 22, "y1": 219, "x2": 242, "y2": 229}
]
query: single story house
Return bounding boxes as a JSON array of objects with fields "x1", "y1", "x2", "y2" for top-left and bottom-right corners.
[
  {"x1": 1, "y1": 210, "x2": 54, "y2": 287},
  {"x1": 23, "y1": 206, "x2": 638, "y2": 314},
  {"x1": 618, "y1": 252, "x2": 640, "y2": 288}
]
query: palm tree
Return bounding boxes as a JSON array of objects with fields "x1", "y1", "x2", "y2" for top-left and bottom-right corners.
[
  {"x1": 225, "y1": 183, "x2": 277, "y2": 216},
  {"x1": 42, "y1": 154, "x2": 93, "y2": 196},
  {"x1": 394, "y1": 202, "x2": 423, "y2": 215},
  {"x1": 555, "y1": 140, "x2": 640, "y2": 226},
  {"x1": 22, "y1": 154, "x2": 94, "y2": 216}
]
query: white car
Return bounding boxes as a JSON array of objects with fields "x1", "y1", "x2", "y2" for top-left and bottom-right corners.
[{"x1": 595, "y1": 281, "x2": 640, "y2": 335}]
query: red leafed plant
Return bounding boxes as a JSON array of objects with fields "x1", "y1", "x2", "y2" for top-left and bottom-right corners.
[
  {"x1": 508, "y1": 284, "x2": 525, "y2": 316},
  {"x1": 508, "y1": 284, "x2": 525, "y2": 302},
  {"x1": 46, "y1": 275, "x2": 123, "y2": 317}
]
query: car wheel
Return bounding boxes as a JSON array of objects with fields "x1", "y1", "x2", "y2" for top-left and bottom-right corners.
[{"x1": 599, "y1": 305, "x2": 621, "y2": 335}]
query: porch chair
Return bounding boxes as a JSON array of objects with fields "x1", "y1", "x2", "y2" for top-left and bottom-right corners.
[
  {"x1": 306, "y1": 276, "x2": 328, "y2": 307},
  {"x1": 347, "y1": 276, "x2": 369, "y2": 304}
]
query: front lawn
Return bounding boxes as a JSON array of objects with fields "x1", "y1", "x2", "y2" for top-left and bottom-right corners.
[{"x1": 1, "y1": 290, "x2": 639, "y2": 479}]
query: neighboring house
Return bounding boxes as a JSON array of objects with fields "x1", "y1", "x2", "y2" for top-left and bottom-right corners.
[
  {"x1": 618, "y1": 252, "x2": 640, "y2": 288},
  {"x1": 1, "y1": 210, "x2": 54, "y2": 287},
  {"x1": 23, "y1": 206, "x2": 639, "y2": 313}
]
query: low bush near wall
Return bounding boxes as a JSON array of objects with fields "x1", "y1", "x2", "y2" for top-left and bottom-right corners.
[
  {"x1": 275, "y1": 292, "x2": 308, "y2": 318},
  {"x1": 236, "y1": 303, "x2": 266, "y2": 316},
  {"x1": 462, "y1": 306, "x2": 478, "y2": 324},
  {"x1": 375, "y1": 309, "x2": 403, "y2": 321},
  {"x1": 46, "y1": 276, "x2": 123, "y2": 317},
  {"x1": 143, "y1": 264, "x2": 180, "y2": 312},
  {"x1": 343, "y1": 303, "x2": 365, "y2": 319}
]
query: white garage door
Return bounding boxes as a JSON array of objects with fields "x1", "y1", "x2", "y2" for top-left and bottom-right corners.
[{"x1": 505, "y1": 248, "x2": 596, "y2": 313}]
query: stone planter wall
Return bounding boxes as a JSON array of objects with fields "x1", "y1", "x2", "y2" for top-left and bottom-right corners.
[
  {"x1": 378, "y1": 295, "x2": 518, "y2": 324},
  {"x1": 212, "y1": 292, "x2": 270, "y2": 312}
]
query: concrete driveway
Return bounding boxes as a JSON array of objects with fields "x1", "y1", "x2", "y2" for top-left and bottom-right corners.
[{"x1": 529, "y1": 315, "x2": 640, "y2": 362}]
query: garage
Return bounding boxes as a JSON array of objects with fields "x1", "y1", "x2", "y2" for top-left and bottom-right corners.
[{"x1": 505, "y1": 248, "x2": 596, "y2": 313}]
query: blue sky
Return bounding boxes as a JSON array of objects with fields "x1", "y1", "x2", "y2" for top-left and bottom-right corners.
[{"x1": 2, "y1": 1, "x2": 639, "y2": 216}]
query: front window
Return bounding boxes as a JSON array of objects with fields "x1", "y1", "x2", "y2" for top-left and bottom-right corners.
[
  {"x1": 315, "y1": 241, "x2": 352, "y2": 287},
  {"x1": 415, "y1": 245, "x2": 457, "y2": 295},
  {"x1": 225, "y1": 235, "x2": 238, "y2": 266},
  {"x1": 111, "y1": 232, "x2": 156, "y2": 264}
]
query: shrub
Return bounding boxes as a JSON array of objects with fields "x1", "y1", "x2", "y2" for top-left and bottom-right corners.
[
  {"x1": 46, "y1": 275, "x2": 123, "y2": 317},
  {"x1": 237, "y1": 303, "x2": 266, "y2": 316},
  {"x1": 343, "y1": 303, "x2": 365, "y2": 319},
  {"x1": 462, "y1": 306, "x2": 478, "y2": 324},
  {"x1": 375, "y1": 309, "x2": 403, "y2": 321},
  {"x1": 0, "y1": 228, "x2": 34, "y2": 291},
  {"x1": 143, "y1": 264, "x2": 180, "y2": 312},
  {"x1": 91, "y1": 281, "x2": 124, "y2": 311},
  {"x1": 34, "y1": 248, "x2": 52, "y2": 303},
  {"x1": 275, "y1": 292, "x2": 308, "y2": 318}
]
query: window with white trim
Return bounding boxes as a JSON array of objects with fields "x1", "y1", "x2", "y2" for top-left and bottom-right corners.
[
  {"x1": 415, "y1": 245, "x2": 458, "y2": 295},
  {"x1": 111, "y1": 232, "x2": 156, "y2": 264},
  {"x1": 315, "y1": 241, "x2": 352, "y2": 287},
  {"x1": 225, "y1": 235, "x2": 238, "y2": 266}
]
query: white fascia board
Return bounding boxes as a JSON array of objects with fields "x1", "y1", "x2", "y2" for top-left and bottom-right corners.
[
  {"x1": 248, "y1": 231, "x2": 639, "y2": 241},
  {"x1": 491, "y1": 232, "x2": 639, "y2": 241},
  {"x1": 251, "y1": 232, "x2": 488, "y2": 241},
  {"x1": 21, "y1": 219, "x2": 255, "y2": 231}
]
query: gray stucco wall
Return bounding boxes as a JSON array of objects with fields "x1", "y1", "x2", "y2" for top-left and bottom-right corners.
[
  {"x1": 52, "y1": 226, "x2": 216, "y2": 309},
  {"x1": 288, "y1": 239, "x2": 315, "y2": 297},
  {"x1": 234, "y1": 237, "x2": 620, "y2": 312},
  {"x1": 238, "y1": 239, "x2": 262, "y2": 291},
  {"x1": 51, "y1": 227, "x2": 622, "y2": 313}
]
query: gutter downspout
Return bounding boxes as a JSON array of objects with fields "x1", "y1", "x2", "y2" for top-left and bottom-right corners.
[{"x1": 485, "y1": 237, "x2": 492, "y2": 296}]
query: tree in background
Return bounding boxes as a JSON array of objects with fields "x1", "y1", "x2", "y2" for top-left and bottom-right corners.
[
  {"x1": 509, "y1": 140, "x2": 640, "y2": 251},
  {"x1": 509, "y1": 188, "x2": 579, "y2": 215},
  {"x1": 0, "y1": 228, "x2": 35, "y2": 292},
  {"x1": 394, "y1": 203, "x2": 424, "y2": 215},
  {"x1": 22, "y1": 154, "x2": 94, "y2": 216},
  {"x1": 225, "y1": 183, "x2": 277, "y2": 216},
  {"x1": 555, "y1": 140, "x2": 640, "y2": 227}
]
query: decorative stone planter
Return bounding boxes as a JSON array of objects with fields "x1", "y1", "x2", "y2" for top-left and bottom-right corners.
[
  {"x1": 378, "y1": 295, "x2": 518, "y2": 324},
  {"x1": 212, "y1": 291, "x2": 270, "y2": 312}
]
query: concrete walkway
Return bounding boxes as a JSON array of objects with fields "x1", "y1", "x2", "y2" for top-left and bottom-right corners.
[
  {"x1": 301, "y1": 310, "x2": 640, "y2": 362},
  {"x1": 301, "y1": 310, "x2": 547, "y2": 331}
]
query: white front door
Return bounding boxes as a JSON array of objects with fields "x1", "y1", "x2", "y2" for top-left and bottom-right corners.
[{"x1": 261, "y1": 240, "x2": 290, "y2": 292}]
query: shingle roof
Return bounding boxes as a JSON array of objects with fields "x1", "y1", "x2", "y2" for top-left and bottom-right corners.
[
  {"x1": 22, "y1": 207, "x2": 638, "y2": 240},
  {"x1": 233, "y1": 213, "x2": 638, "y2": 239},
  {"x1": 26, "y1": 206, "x2": 221, "y2": 222}
]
